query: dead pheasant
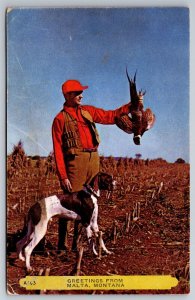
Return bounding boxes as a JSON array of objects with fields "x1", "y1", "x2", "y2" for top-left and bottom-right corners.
[{"x1": 115, "y1": 69, "x2": 155, "y2": 145}]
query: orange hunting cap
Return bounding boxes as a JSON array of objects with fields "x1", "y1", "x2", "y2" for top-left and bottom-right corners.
[{"x1": 62, "y1": 80, "x2": 88, "y2": 94}]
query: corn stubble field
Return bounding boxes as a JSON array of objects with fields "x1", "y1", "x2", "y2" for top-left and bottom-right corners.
[{"x1": 7, "y1": 146, "x2": 190, "y2": 295}]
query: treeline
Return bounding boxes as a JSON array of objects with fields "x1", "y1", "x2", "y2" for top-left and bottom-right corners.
[{"x1": 7, "y1": 140, "x2": 187, "y2": 179}]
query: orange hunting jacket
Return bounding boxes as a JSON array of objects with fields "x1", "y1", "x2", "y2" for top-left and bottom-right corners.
[{"x1": 52, "y1": 103, "x2": 130, "y2": 180}]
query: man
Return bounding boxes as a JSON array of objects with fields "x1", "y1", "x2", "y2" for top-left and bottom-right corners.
[{"x1": 52, "y1": 79, "x2": 131, "y2": 251}]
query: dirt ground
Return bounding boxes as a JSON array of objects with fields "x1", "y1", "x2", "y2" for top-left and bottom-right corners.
[{"x1": 6, "y1": 159, "x2": 190, "y2": 295}]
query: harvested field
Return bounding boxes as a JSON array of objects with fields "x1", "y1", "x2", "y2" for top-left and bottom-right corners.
[{"x1": 7, "y1": 156, "x2": 190, "y2": 295}]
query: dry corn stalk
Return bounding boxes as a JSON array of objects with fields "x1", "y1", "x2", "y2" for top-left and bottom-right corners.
[
  {"x1": 98, "y1": 231, "x2": 103, "y2": 259},
  {"x1": 19, "y1": 198, "x2": 22, "y2": 213},
  {"x1": 22, "y1": 197, "x2": 26, "y2": 211},
  {"x1": 157, "y1": 182, "x2": 163, "y2": 195},
  {"x1": 125, "y1": 212, "x2": 131, "y2": 233},
  {"x1": 131, "y1": 185, "x2": 135, "y2": 192},
  {"x1": 113, "y1": 220, "x2": 117, "y2": 244},
  {"x1": 151, "y1": 190, "x2": 156, "y2": 200},
  {"x1": 106, "y1": 191, "x2": 111, "y2": 200},
  {"x1": 76, "y1": 246, "x2": 84, "y2": 276},
  {"x1": 184, "y1": 262, "x2": 190, "y2": 280},
  {"x1": 125, "y1": 185, "x2": 131, "y2": 193},
  {"x1": 132, "y1": 202, "x2": 140, "y2": 221},
  {"x1": 38, "y1": 268, "x2": 44, "y2": 276}
]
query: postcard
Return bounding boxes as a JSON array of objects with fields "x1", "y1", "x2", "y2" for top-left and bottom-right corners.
[{"x1": 6, "y1": 7, "x2": 189, "y2": 295}]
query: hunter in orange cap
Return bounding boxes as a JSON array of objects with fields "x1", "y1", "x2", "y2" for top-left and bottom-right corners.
[
  {"x1": 62, "y1": 79, "x2": 88, "y2": 94},
  {"x1": 52, "y1": 78, "x2": 131, "y2": 252}
]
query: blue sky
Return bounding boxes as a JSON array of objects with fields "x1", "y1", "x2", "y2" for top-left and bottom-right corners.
[{"x1": 7, "y1": 7, "x2": 189, "y2": 162}]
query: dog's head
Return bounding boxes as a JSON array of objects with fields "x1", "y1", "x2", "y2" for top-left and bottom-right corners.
[{"x1": 98, "y1": 172, "x2": 117, "y2": 191}]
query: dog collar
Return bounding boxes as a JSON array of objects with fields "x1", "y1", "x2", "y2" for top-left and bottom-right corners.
[{"x1": 84, "y1": 184, "x2": 100, "y2": 198}]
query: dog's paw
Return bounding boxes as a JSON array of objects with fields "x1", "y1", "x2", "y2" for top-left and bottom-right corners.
[
  {"x1": 26, "y1": 266, "x2": 34, "y2": 274},
  {"x1": 105, "y1": 250, "x2": 112, "y2": 255}
]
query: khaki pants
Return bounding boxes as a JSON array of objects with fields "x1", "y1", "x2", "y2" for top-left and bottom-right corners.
[
  {"x1": 65, "y1": 151, "x2": 100, "y2": 192},
  {"x1": 58, "y1": 151, "x2": 100, "y2": 250}
]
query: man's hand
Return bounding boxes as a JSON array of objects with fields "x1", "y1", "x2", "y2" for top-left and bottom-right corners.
[{"x1": 60, "y1": 178, "x2": 72, "y2": 192}]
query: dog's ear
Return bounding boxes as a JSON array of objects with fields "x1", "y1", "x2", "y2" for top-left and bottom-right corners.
[{"x1": 98, "y1": 173, "x2": 114, "y2": 191}]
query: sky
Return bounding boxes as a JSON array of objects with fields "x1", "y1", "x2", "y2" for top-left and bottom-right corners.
[{"x1": 6, "y1": 7, "x2": 189, "y2": 162}]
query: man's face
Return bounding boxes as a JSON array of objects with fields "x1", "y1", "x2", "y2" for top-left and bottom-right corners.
[{"x1": 65, "y1": 91, "x2": 83, "y2": 106}]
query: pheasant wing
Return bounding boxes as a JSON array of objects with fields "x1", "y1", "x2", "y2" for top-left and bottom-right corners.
[
  {"x1": 142, "y1": 108, "x2": 156, "y2": 134},
  {"x1": 115, "y1": 114, "x2": 133, "y2": 134}
]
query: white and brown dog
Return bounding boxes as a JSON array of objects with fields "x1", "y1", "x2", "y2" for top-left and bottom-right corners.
[{"x1": 16, "y1": 172, "x2": 116, "y2": 271}]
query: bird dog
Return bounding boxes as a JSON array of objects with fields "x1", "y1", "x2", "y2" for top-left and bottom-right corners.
[{"x1": 16, "y1": 172, "x2": 116, "y2": 271}]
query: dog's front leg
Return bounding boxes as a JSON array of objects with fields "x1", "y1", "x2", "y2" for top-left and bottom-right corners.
[
  {"x1": 90, "y1": 200, "x2": 99, "y2": 236},
  {"x1": 90, "y1": 206, "x2": 111, "y2": 255},
  {"x1": 72, "y1": 220, "x2": 80, "y2": 251},
  {"x1": 86, "y1": 225, "x2": 98, "y2": 256},
  {"x1": 98, "y1": 232, "x2": 112, "y2": 255}
]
